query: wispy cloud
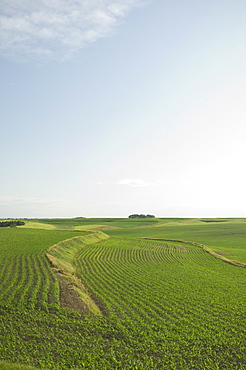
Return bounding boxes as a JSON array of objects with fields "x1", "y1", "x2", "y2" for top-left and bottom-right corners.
[
  {"x1": 117, "y1": 178, "x2": 155, "y2": 187},
  {"x1": 0, "y1": 195, "x2": 68, "y2": 209},
  {"x1": 0, "y1": 0, "x2": 146, "y2": 61}
]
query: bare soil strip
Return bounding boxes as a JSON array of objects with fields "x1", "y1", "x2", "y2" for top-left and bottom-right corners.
[
  {"x1": 46, "y1": 234, "x2": 108, "y2": 314},
  {"x1": 54, "y1": 270, "x2": 91, "y2": 313}
]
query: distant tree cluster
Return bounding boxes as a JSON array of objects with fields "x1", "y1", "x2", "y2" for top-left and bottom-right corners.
[
  {"x1": 128, "y1": 214, "x2": 155, "y2": 219},
  {"x1": 0, "y1": 220, "x2": 25, "y2": 228}
]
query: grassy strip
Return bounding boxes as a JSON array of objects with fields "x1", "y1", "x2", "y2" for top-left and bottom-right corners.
[
  {"x1": 1, "y1": 231, "x2": 246, "y2": 369},
  {"x1": 140, "y1": 237, "x2": 246, "y2": 268},
  {"x1": 21, "y1": 221, "x2": 56, "y2": 230},
  {"x1": 46, "y1": 231, "x2": 109, "y2": 315},
  {"x1": 0, "y1": 361, "x2": 44, "y2": 370}
]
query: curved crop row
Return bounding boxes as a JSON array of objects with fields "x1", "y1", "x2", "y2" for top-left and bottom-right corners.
[
  {"x1": 0, "y1": 228, "x2": 88, "y2": 310},
  {"x1": 1, "y1": 223, "x2": 246, "y2": 369},
  {"x1": 75, "y1": 236, "x2": 246, "y2": 366}
]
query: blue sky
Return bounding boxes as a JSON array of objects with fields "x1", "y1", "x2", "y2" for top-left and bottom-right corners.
[{"x1": 1, "y1": 0, "x2": 246, "y2": 218}]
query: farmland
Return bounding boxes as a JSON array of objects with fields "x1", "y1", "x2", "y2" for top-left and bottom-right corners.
[{"x1": 0, "y1": 218, "x2": 246, "y2": 369}]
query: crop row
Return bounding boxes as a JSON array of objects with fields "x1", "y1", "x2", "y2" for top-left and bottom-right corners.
[
  {"x1": 0, "y1": 228, "x2": 85, "y2": 311},
  {"x1": 1, "y1": 226, "x2": 246, "y2": 369},
  {"x1": 75, "y1": 237, "x2": 246, "y2": 366},
  {"x1": 0, "y1": 253, "x2": 58, "y2": 310}
]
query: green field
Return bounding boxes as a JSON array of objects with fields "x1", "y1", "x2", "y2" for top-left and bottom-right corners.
[{"x1": 0, "y1": 218, "x2": 246, "y2": 369}]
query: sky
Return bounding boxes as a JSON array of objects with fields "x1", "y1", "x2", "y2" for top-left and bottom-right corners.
[{"x1": 1, "y1": 0, "x2": 246, "y2": 218}]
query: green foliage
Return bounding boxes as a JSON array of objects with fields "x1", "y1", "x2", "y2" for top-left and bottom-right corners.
[
  {"x1": 0, "y1": 219, "x2": 246, "y2": 369},
  {"x1": 47, "y1": 231, "x2": 109, "y2": 273},
  {"x1": 107, "y1": 218, "x2": 246, "y2": 263},
  {"x1": 46, "y1": 232, "x2": 109, "y2": 315},
  {"x1": 0, "y1": 361, "x2": 43, "y2": 370},
  {"x1": 128, "y1": 214, "x2": 155, "y2": 218},
  {"x1": 0, "y1": 221, "x2": 25, "y2": 228},
  {"x1": 34, "y1": 217, "x2": 159, "y2": 229},
  {"x1": 0, "y1": 228, "x2": 86, "y2": 311}
]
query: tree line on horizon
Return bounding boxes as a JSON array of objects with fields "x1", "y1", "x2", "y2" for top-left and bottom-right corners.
[
  {"x1": 128, "y1": 214, "x2": 155, "y2": 219},
  {"x1": 0, "y1": 220, "x2": 25, "y2": 227}
]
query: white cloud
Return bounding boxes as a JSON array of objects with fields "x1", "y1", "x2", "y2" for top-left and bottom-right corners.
[
  {"x1": 117, "y1": 178, "x2": 155, "y2": 187},
  {"x1": 0, "y1": 195, "x2": 68, "y2": 208},
  {"x1": 0, "y1": 0, "x2": 146, "y2": 61}
]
